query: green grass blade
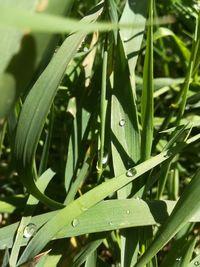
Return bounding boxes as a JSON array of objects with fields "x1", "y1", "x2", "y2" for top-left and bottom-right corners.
[
  {"x1": 72, "y1": 237, "x2": 104, "y2": 267},
  {"x1": 176, "y1": 13, "x2": 200, "y2": 124},
  {"x1": 13, "y1": 4, "x2": 104, "y2": 209},
  {"x1": 2, "y1": 197, "x2": 200, "y2": 250},
  {"x1": 85, "y1": 250, "x2": 97, "y2": 267},
  {"x1": 9, "y1": 169, "x2": 55, "y2": 267},
  {"x1": 141, "y1": 0, "x2": 154, "y2": 161},
  {"x1": 178, "y1": 236, "x2": 197, "y2": 267}
]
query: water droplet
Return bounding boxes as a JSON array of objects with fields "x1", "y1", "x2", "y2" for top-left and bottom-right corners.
[
  {"x1": 102, "y1": 151, "x2": 109, "y2": 165},
  {"x1": 176, "y1": 257, "x2": 182, "y2": 262},
  {"x1": 126, "y1": 168, "x2": 137, "y2": 178},
  {"x1": 119, "y1": 119, "x2": 126, "y2": 127},
  {"x1": 109, "y1": 221, "x2": 113, "y2": 226},
  {"x1": 194, "y1": 262, "x2": 200, "y2": 266},
  {"x1": 71, "y1": 218, "x2": 79, "y2": 227},
  {"x1": 23, "y1": 223, "x2": 37, "y2": 238},
  {"x1": 126, "y1": 210, "x2": 130, "y2": 214}
]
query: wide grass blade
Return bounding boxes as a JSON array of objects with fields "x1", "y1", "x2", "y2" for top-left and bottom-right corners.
[
  {"x1": 0, "y1": 0, "x2": 37, "y2": 74},
  {"x1": 16, "y1": 133, "x2": 200, "y2": 265},
  {"x1": 2, "y1": 197, "x2": 200, "y2": 250},
  {"x1": 119, "y1": 0, "x2": 148, "y2": 75},
  {"x1": 13, "y1": 4, "x2": 104, "y2": 209}
]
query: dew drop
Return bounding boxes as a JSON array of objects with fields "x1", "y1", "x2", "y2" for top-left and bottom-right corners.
[
  {"x1": 176, "y1": 257, "x2": 182, "y2": 262},
  {"x1": 71, "y1": 218, "x2": 79, "y2": 228},
  {"x1": 119, "y1": 119, "x2": 126, "y2": 127},
  {"x1": 23, "y1": 223, "x2": 37, "y2": 238},
  {"x1": 126, "y1": 210, "x2": 130, "y2": 214},
  {"x1": 126, "y1": 168, "x2": 137, "y2": 178},
  {"x1": 109, "y1": 221, "x2": 113, "y2": 226},
  {"x1": 102, "y1": 151, "x2": 109, "y2": 165},
  {"x1": 194, "y1": 262, "x2": 200, "y2": 266}
]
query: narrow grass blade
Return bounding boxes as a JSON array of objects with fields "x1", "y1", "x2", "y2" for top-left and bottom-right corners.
[
  {"x1": 85, "y1": 250, "x2": 97, "y2": 267},
  {"x1": 9, "y1": 169, "x2": 55, "y2": 267},
  {"x1": 72, "y1": 237, "x2": 104, "y2": 267},
  {"x1": 141, "y1": 0, "x2": 154, "y2": 161},
  {"x1": 97, "y1": 39, "x2": 108, "y2": 175},
  {"x1": 177, "y1": 236, "x2": 197, "y2": 267}
]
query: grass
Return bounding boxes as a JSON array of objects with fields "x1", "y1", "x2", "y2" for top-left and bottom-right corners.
[{"x1": 0, "y1": 0, "x2": 200, "y2": 266}]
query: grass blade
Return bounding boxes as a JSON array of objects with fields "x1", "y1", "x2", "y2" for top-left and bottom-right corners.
[
  {"x1": 141, "y1": 0, "x2": 154, "y2": 161},
  {"x1": 13, "y1": 4, "x2": 104, "y2": 209}
]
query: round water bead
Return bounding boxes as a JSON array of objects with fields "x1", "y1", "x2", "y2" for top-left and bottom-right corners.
[{"x1": 23, "y1": 223, "x2": 37, "y2": 238}]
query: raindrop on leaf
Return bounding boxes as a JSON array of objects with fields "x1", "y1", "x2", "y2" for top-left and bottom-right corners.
[
  {"x1": 71, "y1": 218, "x2": 79, "y2": 228},
  {"x1": 23, "y1": 223, "x2": 37, "y2": 238},
  {"x1": 119, "y1": 119, "x2": 126, "y2": 127},
  {"x1": 126, "y1": 168, "x2": 137, "y2": 178}
]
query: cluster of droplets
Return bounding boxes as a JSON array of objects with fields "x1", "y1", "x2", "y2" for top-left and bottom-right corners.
[{"x1": 23, "y1": 223, "x2": 37, "y2": 238}]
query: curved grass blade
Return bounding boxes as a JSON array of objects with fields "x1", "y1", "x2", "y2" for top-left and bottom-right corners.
[{"x1": 13, "y1": 4, "x2": 104, "y2": 209}]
